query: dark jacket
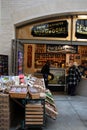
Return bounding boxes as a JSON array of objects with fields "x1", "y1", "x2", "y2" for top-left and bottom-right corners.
[
  {"x1": 67, "y1": 65, "x2": 81, "y2": 86},
  {"x1": 41, "y1": 61, "x2": 54, "y2": 81},
  {"x1": 41, "y1": 63, "x2": 50, "y2": 74}
]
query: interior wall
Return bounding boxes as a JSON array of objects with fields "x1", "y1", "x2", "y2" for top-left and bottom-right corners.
[{"x1": 1, "y1": 0, "x2": 87, "y2": 74}]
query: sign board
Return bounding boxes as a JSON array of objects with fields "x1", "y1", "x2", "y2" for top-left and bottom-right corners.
[
  {"x1": 75, "y1": 19, "x2": 87, "y2": 39},
  {"x1": 31, "y1": 20, "x2": 68, "y2": 38},
  {"x1": 46, "y1": 44, "x2": 78, "y2": 53}
]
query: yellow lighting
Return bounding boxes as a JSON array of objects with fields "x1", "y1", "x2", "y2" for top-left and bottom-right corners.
[{"x1": 78, "y1": 15, "x2": 87, "y2": 19}]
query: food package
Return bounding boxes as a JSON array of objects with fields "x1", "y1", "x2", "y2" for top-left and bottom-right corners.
[{"x1": 45, "y1": 90, "x2": 58, "y2": 119}]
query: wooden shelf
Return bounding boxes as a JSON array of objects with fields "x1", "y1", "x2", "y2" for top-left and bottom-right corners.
[
  {"x1": 35, "y1": 52, "x2": 66, "y2": 68},
  {"x1": 25, "y1": 99, "x2": 45, "y2": 127}
]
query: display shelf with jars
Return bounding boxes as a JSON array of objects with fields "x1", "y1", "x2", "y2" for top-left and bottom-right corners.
[
  {"x1": 78, "y1": 46, "x2": 87, "y2": 64},
  {"x1": 35, "y1": 44, "x2": 46, "y2": 53},
  {"x1": 35, "y1": 53, "x2": 66, "y2": 68}
]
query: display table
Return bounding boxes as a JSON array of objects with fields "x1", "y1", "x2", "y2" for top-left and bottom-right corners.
[
  {"x1": 76, "y1": 78, "x2": 87, "y2": 96},
  {"x1": 0, "y1": 75, "x2": 58, "y2": 129}
]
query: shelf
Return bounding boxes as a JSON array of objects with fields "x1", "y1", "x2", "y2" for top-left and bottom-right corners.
[
  {"x1": 34, "y1": 44, "x2": 66, "y2": 68},
  {"x1": 25, "y1": 98, "x2": 45, "y2": 127},
  {"x1": 35, "y1": 52, "x2": 66, "y2": 68},
  {"x1": 48, "y1": 84, "x2": 66, "y2": 86},
  {"x1": 45, "y1": 90, "x2": 58, "y2": 119}
]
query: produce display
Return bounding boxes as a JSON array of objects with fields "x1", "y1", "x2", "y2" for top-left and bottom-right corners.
[{"x1": 0, "y1": 74, "x2": 58, "y2": 120}]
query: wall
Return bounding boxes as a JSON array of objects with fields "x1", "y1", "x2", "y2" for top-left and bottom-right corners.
[{"x1": 0, "y1": 0, "x2": 87, "y2": 74}]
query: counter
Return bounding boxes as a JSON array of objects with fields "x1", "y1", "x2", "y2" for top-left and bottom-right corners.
[{"x1": 76, "y1": 78, "x2": 87, "y2": 96}]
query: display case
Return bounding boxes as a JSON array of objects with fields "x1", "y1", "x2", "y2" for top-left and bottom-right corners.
[{"x1": 48, "y1": 68, "x2": 66, "y2": 87}]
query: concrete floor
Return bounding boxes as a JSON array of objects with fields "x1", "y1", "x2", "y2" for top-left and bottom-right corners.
[{"x1": 10, "y1": 93, "x2": 87, "y2": 130}]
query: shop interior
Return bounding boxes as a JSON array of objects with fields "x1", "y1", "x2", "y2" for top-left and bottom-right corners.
[{"x1": 12, "y1": 42, "x2": 87, "y2": 92}]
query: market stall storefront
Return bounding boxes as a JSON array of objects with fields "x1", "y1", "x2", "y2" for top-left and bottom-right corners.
[
  {"x1": 10, "y1": 14, "x2": 87, "y2": 94},
  {"x1": 1, "y1": 13, "x2": 87, "y2": 130}
]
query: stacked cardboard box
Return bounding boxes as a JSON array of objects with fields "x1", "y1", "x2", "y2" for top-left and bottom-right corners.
[{"x1": 0, "y1": 93, "x2": 10, "y2": 130}]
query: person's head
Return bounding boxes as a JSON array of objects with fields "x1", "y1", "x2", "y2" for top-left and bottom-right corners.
[
  {"x1": 46, "y1": 60, "x2": 50, "y2": 66},
  {"x1": 73, "y1": 62, "x2": 78, "y2": 67},
  {"x1": 69, "y1": 61, "x2": 74, "y2": 67}
]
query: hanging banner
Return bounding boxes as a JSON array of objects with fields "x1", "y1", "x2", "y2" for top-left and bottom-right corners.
[
  {"x1": 27, "y1": 45, "x2": 32, "y2": 68},
  {"x1": 75, "y1": 19, "x2": 87, "y2": 39},
  {"x1": 18, "y1": 51, "x2": 23, "y2": 74},
  {"x1": 31, "y1": 20, "x2": 68, "y2": 38}
]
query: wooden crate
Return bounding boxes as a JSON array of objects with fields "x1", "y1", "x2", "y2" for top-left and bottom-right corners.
[{"x1": 25, "y1": 103, "x2": 44, "y2": 125}]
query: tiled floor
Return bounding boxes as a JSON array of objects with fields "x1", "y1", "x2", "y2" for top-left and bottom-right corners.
[{"x1": 10, "y1": 93, "x2": 87, "y2": 130}]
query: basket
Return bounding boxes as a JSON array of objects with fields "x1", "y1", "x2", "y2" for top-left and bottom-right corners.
[
  {"x1": 29, "y1": 92, "x2": 40, "y2": 99},
  {"x1": 28, "y1": 87, "x2": 40, "y2": 99},
  {"x1": 9, "y1": 92, "x2": 27, "y2": 98},
  {"x1": 9, "y1": 85, "x2": 28, "y2": 99}
]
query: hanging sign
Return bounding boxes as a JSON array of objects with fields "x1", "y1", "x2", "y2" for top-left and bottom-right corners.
[
  {"x1": 75, "y1": 19, "x2": 87, "y2": 39},
  {"x1": 31, "y1": 20, "x2": 68, "y2": 38},
  {"x1": 46, "y1": 44, "x2": 78, "y2": 53}
]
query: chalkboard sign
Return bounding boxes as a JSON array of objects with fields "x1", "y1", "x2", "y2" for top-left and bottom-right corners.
[
  {"x1": 75, "y1": 19, "x2": 87, "y2": 39},
  {"x1": 31, "y1": 20, "x2": 68, "y2": 38}
]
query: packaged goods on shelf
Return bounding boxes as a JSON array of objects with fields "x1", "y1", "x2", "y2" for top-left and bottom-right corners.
[
  {"x1": 45, "y1": 90, "x2": 58, "y2": 119},
  {"x1": 45, "y1": 104, "x2": 58, "y2": 120}
]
